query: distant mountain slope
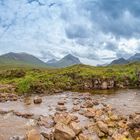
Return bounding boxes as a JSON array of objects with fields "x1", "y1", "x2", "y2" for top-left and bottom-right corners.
[
  {"x1": 109, "y1": 58, "x2": 129, "y2": 65},
  {"x1": 0, "y1": 52, "x2": 47, "y2": 67},
  {"x1": 47, "y1": 54, "x2": 81, "y2": 67},
  {"x1": 47, "y1": 59, "x2": 58, "y2": 64},
  {"x1": 128, "y1": 53, "x2": 140, "y2": 62},
  {"x1": 109, "y1": 53, "x2": 140, "y2": 66}
]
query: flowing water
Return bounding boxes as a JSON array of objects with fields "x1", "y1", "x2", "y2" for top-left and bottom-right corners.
[{"x1": 0, "y1": 89, "x2": 140, "y2": 139}]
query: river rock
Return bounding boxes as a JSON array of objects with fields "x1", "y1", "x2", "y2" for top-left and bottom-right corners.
[
  {"x1": 128, "y1": 114, "x2": 140, "y2": 129},
  {"x1": 112, "y1": 131, "x2": 128, "y2": 140},
  {"x1": 97, "y1": 121, "x2": 109, "y2": 134},
  {"x1": 10, "y1": 136, "x2": 25, "y2": 140},
  {"x1": 38, "y1": 116, "x2": 55, "y2": 128},
  {"x1": 86, "y1": 123, "x2": 105, "y2": 137},
  {"x1": 33, "y1": 97, "x2": 42, "y2": 104},
  {"x1": 101, "y1": 81, "x2": 108, "y2": 89},
  {"x1": 70, "y1": 122, "x2": 82, "y2": 135},
  {"x1": 56, "y1": 105, "x2": 67, "y2": 111},
  {"x1": 78, "y1": 133, "x2": 100, "y2": 140},
  {"x1": 0, "y1": 135, "x2": 4, "y2": 140},
  {"x1": 54, "y1": 113, "x2": 74, "y2": 125},
  {"x1": 14, "y1": 112, "x2": 34, "y2": 119},
  {"x1": 54, "y1": 123, "x2": 76, "y2": 140},
  {"x1": 57, "y1": 100, "x2": 65, "y2": 105},
  {"x1": 27, "y1": 129, "x2": 42, "y2": 140},
  {"x1": 41, "y1": 128, "x2": 54, "y2": 140},
  {"x1": 118, "y1": 120, "x2": 127, "y2": 129},
  {"x1": 73, "y1": 100, "x2": 80, "y2": 105},
  {"x1": 72, "y1": 105, "x2": 80, "y2": 112},
  {"x1": 54, "y1": 89, "x2": 63, "y2": 93},
  {"x1": 0, "y1": 109, "x2": 11, "y2": 115},
  {"x1": 82, "y1": 100, "x2": 93, "y2": 108},
  {"x1": 83, "y1": 108, "x2": 96, "y2": 118},
  {"x1": 110, "y1": 114, "x2": 119, "y2": 121}
]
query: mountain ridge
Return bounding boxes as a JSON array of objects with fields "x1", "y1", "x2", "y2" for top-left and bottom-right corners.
[
  {"x1": 46, "y1": 54, "x2": 81, "y2": 67},
  {"x1": 0, "y1": 52, "x2": 82, "y2": 68},
  {"x1": 109, "y1": 53, "x2": 140, "y2": 65},
  {"x1": 0, "y1": 52, "x2": 47, "y2": 67}
]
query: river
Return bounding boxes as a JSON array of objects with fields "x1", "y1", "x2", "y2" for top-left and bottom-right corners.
[{"x1": 0, "y1": 89, "x2": 140, "y2": 140}]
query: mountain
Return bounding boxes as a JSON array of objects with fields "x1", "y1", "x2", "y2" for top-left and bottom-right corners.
[
  {"x1": 0, "y1": 52, "x2": 47, "y2": 67},
  {"x1": 109, "y1": 58, "x2": 129, "y2": 65},
  {"x1": 128, "y1": 53, "x2": 140, "y2": 62},
  {"x1": 47, "y1": 54, "x2": 81, "y2": 67},
  {"x1": 109, "y1": 53, "x2": 140, "y2": 66}
]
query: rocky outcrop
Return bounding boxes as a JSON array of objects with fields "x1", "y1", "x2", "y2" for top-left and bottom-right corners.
[{"x1": 82, "y1": 78, "x2": 116, "y2": 90}]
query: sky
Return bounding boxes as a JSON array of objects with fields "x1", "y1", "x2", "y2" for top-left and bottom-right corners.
[{"x1": 0, "y1": 0, "x2": 140, "y2": 65}]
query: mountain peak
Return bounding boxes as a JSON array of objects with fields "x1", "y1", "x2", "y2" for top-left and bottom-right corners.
[
  {"x1": 65, "y1": 54, "x2": 74, "y2": 58},
  {"x1": 63, "y1": 54, "x2": 80, "y2": 60},
  {"x1": 47, "y1": 54, "x2": 81, "y2": 67}
]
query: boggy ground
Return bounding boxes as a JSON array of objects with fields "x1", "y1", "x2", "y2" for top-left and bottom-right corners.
[{"x1": 0, "y1": 90, "x2": 140, "y2": 140}]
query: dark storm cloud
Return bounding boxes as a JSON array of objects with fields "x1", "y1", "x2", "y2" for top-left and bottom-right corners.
[{"x1": 79, "y1": 0, "x2": 140, "y2": 38}]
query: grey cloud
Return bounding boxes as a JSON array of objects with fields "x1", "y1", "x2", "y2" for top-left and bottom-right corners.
[
  {"x1": 40, "y1": 51, "x2": 58, "y2": 60},
  {"x1": 103, "y1": 42, "x2": 118, "y2": 51},
  {"x1": 80, "y1": 0, "x2": 140, "y2": 38},
  {"x1": 65, "y1": 24, "x2": 91, "y2": 39},
  {"x1": 116, "y1": 50, "x2": 132, "y2": 59},
  {"x1": 101, "y1": 57, "x2": 116, "y2": 60}
]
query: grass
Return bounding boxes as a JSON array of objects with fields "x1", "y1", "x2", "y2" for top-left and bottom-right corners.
[{"x1": 0, "y1": 62, "x2": 140, "y2": 95}]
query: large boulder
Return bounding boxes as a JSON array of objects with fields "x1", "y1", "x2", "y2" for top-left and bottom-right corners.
[
  {"x1": 70, "y1": 122, "x2": 82, "y2": 135},
  {"x1": 27, "y1": 129, "x2": 42, "y2": 140},
  {"x1": 54, "y1": 123, "x2": 76, "y2": 140},
  {"x1": 78, "y1": 133, "x2": 100, "y2": 140},
  {"x1": 97, "y1": 121, "x2": 109, "y2": 134},
  {"x1": 54, "y1": 113, "x2": 77, "y2": 125}
]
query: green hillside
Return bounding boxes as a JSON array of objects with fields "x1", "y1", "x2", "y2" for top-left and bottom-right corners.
[
  {"x1": 0, "y1": 52, "x2": 48, "y2": 68},
  {"x1": 0, "y1": 62, "x2": 140, "y2": 94}
]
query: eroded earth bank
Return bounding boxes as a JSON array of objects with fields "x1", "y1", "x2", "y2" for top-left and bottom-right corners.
[{"x1": 0, "y1": 89, "x2": 140, "y2": 140}]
